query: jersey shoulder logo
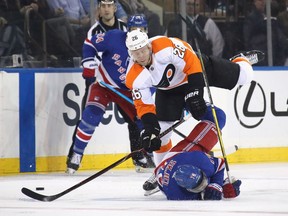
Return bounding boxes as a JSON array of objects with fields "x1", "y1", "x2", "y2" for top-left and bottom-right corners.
[{"x1": 95, "y1": 33, "x2": 105, "y2": 43}]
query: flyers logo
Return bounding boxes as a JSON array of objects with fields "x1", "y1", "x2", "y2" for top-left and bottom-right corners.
[{"x1": 154, "y1": 64, "x2": 176, "y2": 88}]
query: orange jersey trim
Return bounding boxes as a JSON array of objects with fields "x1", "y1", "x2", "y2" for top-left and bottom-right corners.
[
  {"x1": 125, "y1": 63, "x2": 142, "y2": 89},
  {"x1": 232, "y1": 56, "x2": 251, "y2": 65},
  {"x1": 151, "y1": 37, "x2": 173, "y2": 54},
  {"x1": 152, "y1": 37, "x2": 203, "y2": 76},
  {"x1": 134, "y1": 102, "x2": 156, "y2": 118},
  {"x1": 182, "y1": 50, "x2": 202, "y2": 75},
  {"x1": 155, "y1": 139, "x2": 173, "y2": 153}
]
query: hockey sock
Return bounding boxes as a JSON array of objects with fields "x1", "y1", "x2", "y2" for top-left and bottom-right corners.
[
  {"x1": 153, "y1": 152, "x2": 169, "y2": 166},
  {"x1": 153, "y1": 140, "x2": 172, "y2": 165},
  {"x1": 128, "y1": 122, "x2": 144, "y2": 160},
  {"x1": 235, "y1": 61, "x2": 254, "y2": 85},
  {"x1": 73, "y1": 105, "x2": 104, "y2": 154},
  {"x1": 170, "y1": 120, "x2": 218, "y2": 153},
  {"x1": 128, "y1": 122, "x2": 141, "y2": 151}
]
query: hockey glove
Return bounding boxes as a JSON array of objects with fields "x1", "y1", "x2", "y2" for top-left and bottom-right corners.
[
  {"x1": 82, "y1": 67, "x2": 95, "y2": 78},
  {"x1": 203, "y1": 183, "x2": 223, "y2": 200},
  {"x1": 223, "y1": 177, "x2": 242, "y2": 198},
  {"x1": 140, "y1": 113, "x2": 161, "y2": 153},
  {"x1": 185, "y1": 88, "x2": 207, "y2": 120},
  {"x1": 185, "y1": 73, "x2": 207, "y2": 120},
  {"x1": 84, "y1": 77, "x2": 96, "y2": 87}
]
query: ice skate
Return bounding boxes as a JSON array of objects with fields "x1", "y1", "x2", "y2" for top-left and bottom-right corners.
[
  {"x1": 230, "y1": 50, "x2": 265, "y2": 65},
  {"x1": 143, "y1": 173, "x2": 160, "y2": 196},
  {"x1": 66, "y1": 152, "x2": 83, "y2": 174},
  {"x1": 132, "y1": 151, "x2": 155, "y2": 173}
]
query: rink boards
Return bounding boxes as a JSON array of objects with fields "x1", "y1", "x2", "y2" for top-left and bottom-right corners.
[{"x1": 0, "y1": 67, "x2": 288, "y2": 174}]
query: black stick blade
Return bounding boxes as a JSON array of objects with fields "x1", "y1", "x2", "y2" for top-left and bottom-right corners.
[{"x1": 21, "y1": 187, "x2": 60, "y2": 202}]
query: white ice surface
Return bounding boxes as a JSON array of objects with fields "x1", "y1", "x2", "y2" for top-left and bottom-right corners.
[{"x1": 1, "y1": 163, "x2": 288, "y2": 216}]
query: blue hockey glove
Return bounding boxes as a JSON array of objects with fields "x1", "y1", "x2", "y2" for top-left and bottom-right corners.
[
  {"x1": 203, "y1": 183, "x2": 223, "y2": 200},
  {"x1": 140, "y1": 113, "x2": 161, "y2": 153},
  {"x1": 223, "y1": 177, "x2": 242, "y2": 198}
]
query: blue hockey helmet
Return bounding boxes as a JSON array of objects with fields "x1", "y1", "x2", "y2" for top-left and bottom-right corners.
[
  {"x1": 173, "y1": 164, "x2": 208, "y2": 193},
  {"x1": 127, "y1": 14, "x2": 148, "y2": 33}
]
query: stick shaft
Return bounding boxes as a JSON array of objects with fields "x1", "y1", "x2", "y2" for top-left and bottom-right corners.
[
  {"x1": 99, "y1": 81, "x2": 134, "y2": 105},
  {"x1": 21, "y1": 113, "x2": 191, "y2": 201},
  {"x1": 194, "y1": 39, "x2": 232, "y2": 182}
]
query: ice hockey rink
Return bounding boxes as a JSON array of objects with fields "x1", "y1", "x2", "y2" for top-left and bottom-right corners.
[{"x1": 0, "y1": 162, "x2": 288, "y2": 216}]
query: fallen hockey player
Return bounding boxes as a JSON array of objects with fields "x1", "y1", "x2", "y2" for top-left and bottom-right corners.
[{"x1": 154, "y1": 116, "x2": 242, "y2": 200}]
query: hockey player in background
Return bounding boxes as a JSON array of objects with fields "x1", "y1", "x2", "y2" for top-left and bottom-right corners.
[
  {"x1": 87, "y1": 0, "x2": 127, "y2": 37},
  {"x1": 125, "y1": 29, "x2": 261, "y2": 193},
  {"x1": 66, "y1": 14, "x2": 158, "y2": 174},
  {"x1": 66, "y1": 7, "x2": 154, "y2": 172}
]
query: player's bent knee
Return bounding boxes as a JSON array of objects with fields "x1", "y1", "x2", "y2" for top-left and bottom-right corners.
[
  {"x1": 187, "y1": 120, "x2": 218, "y2": 152},
  {"x1": 202, "y1": 106, "x2": 226, "y2": 130},
  {"x1": 237, "y1": 61, "x2": 254, "y2": 85},
  {"x1": 215, "y1": 108, "x2": 226, "y2": 130},
  {"x1": 82, "y1": 105, "x2": 105, "y2": 126}
]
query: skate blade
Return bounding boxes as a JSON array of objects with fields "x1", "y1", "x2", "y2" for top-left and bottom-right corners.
[
  {"x1": 65, "y1": 168, "x2": 76, "y2": 174},
  {"x1": 135, "y1": 166, "x2": 155, "y2": 173},
  {"x1": 144, "y1": 187, "x2": 160, "y2": 196}
]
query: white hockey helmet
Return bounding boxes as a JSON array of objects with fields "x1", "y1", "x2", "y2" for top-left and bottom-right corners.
[
  {"x1": 100, "y1": 0, "x2": 114, "y2": 4},
  {"x1": 126, "y1": 29, "x2": 149, "y2": 51}
]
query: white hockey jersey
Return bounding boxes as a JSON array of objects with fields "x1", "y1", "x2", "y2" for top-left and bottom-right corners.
[{"x1": 125, "y1": 36, "x2": 203, "y2": 118}]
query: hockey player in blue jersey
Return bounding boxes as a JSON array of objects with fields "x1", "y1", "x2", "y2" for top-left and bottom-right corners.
[
  {"x1": 66, "y1": 8, "x2": 153, "y2": 172},
  {"x1": 156, "y1": 151, "x2": 242, "y2": 200},
  {"x1": 66, "y1": 15, "x2": 151, "y2": 174},
  {"x1": 154, "y1": 106, "x2": 242, "y2": 200}
]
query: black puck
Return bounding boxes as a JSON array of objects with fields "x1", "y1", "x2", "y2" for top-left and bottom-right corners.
[{"x1": 36, "y1": 187, "x2": 44, "y2": 191}]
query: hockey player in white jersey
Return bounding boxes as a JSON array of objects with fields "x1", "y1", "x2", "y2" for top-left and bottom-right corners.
[{"x1": 125, "y1": 29, "x2": 263, "y2": 193}]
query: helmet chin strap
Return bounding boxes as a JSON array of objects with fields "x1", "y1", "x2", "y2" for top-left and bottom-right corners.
[
  {"x1": 146, "y1": 49, "x2": 153, "y2": 66},
  {"x1": 146, "y1": 54, "x2": 152, "y2": 67}
]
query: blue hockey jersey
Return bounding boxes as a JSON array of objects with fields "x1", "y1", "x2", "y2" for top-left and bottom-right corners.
[
  {"x1": 155, "y1": 151, "x2": 225, "y2": 200},
  {"x1": 82, "y1": 29, "x2": 129, "y2": 90}
]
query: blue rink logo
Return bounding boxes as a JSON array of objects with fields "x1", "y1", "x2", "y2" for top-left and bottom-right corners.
[{"x1": 234, "y1": 81, "x2": 288, "y2": 128}]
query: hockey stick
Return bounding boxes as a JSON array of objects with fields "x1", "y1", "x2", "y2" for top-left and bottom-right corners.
[
  {"x1": 21, "y1": 113, "x2": 191, "y2": 202},
  {"x1": 99, "y1": 80, "x2": 134, "y2": 105},
  {"x1": 22, "y1": 150, "x2": 139, "y2": 202},
  {"x1": 194, "y1": 38, "x2": 232, "y2": 183},
  {"x1": 100, "y1": 80, "x2": 190, "y2": 143},
  {"x1": 211, "y1": 145, "x2": 238, "y2": 158}
]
